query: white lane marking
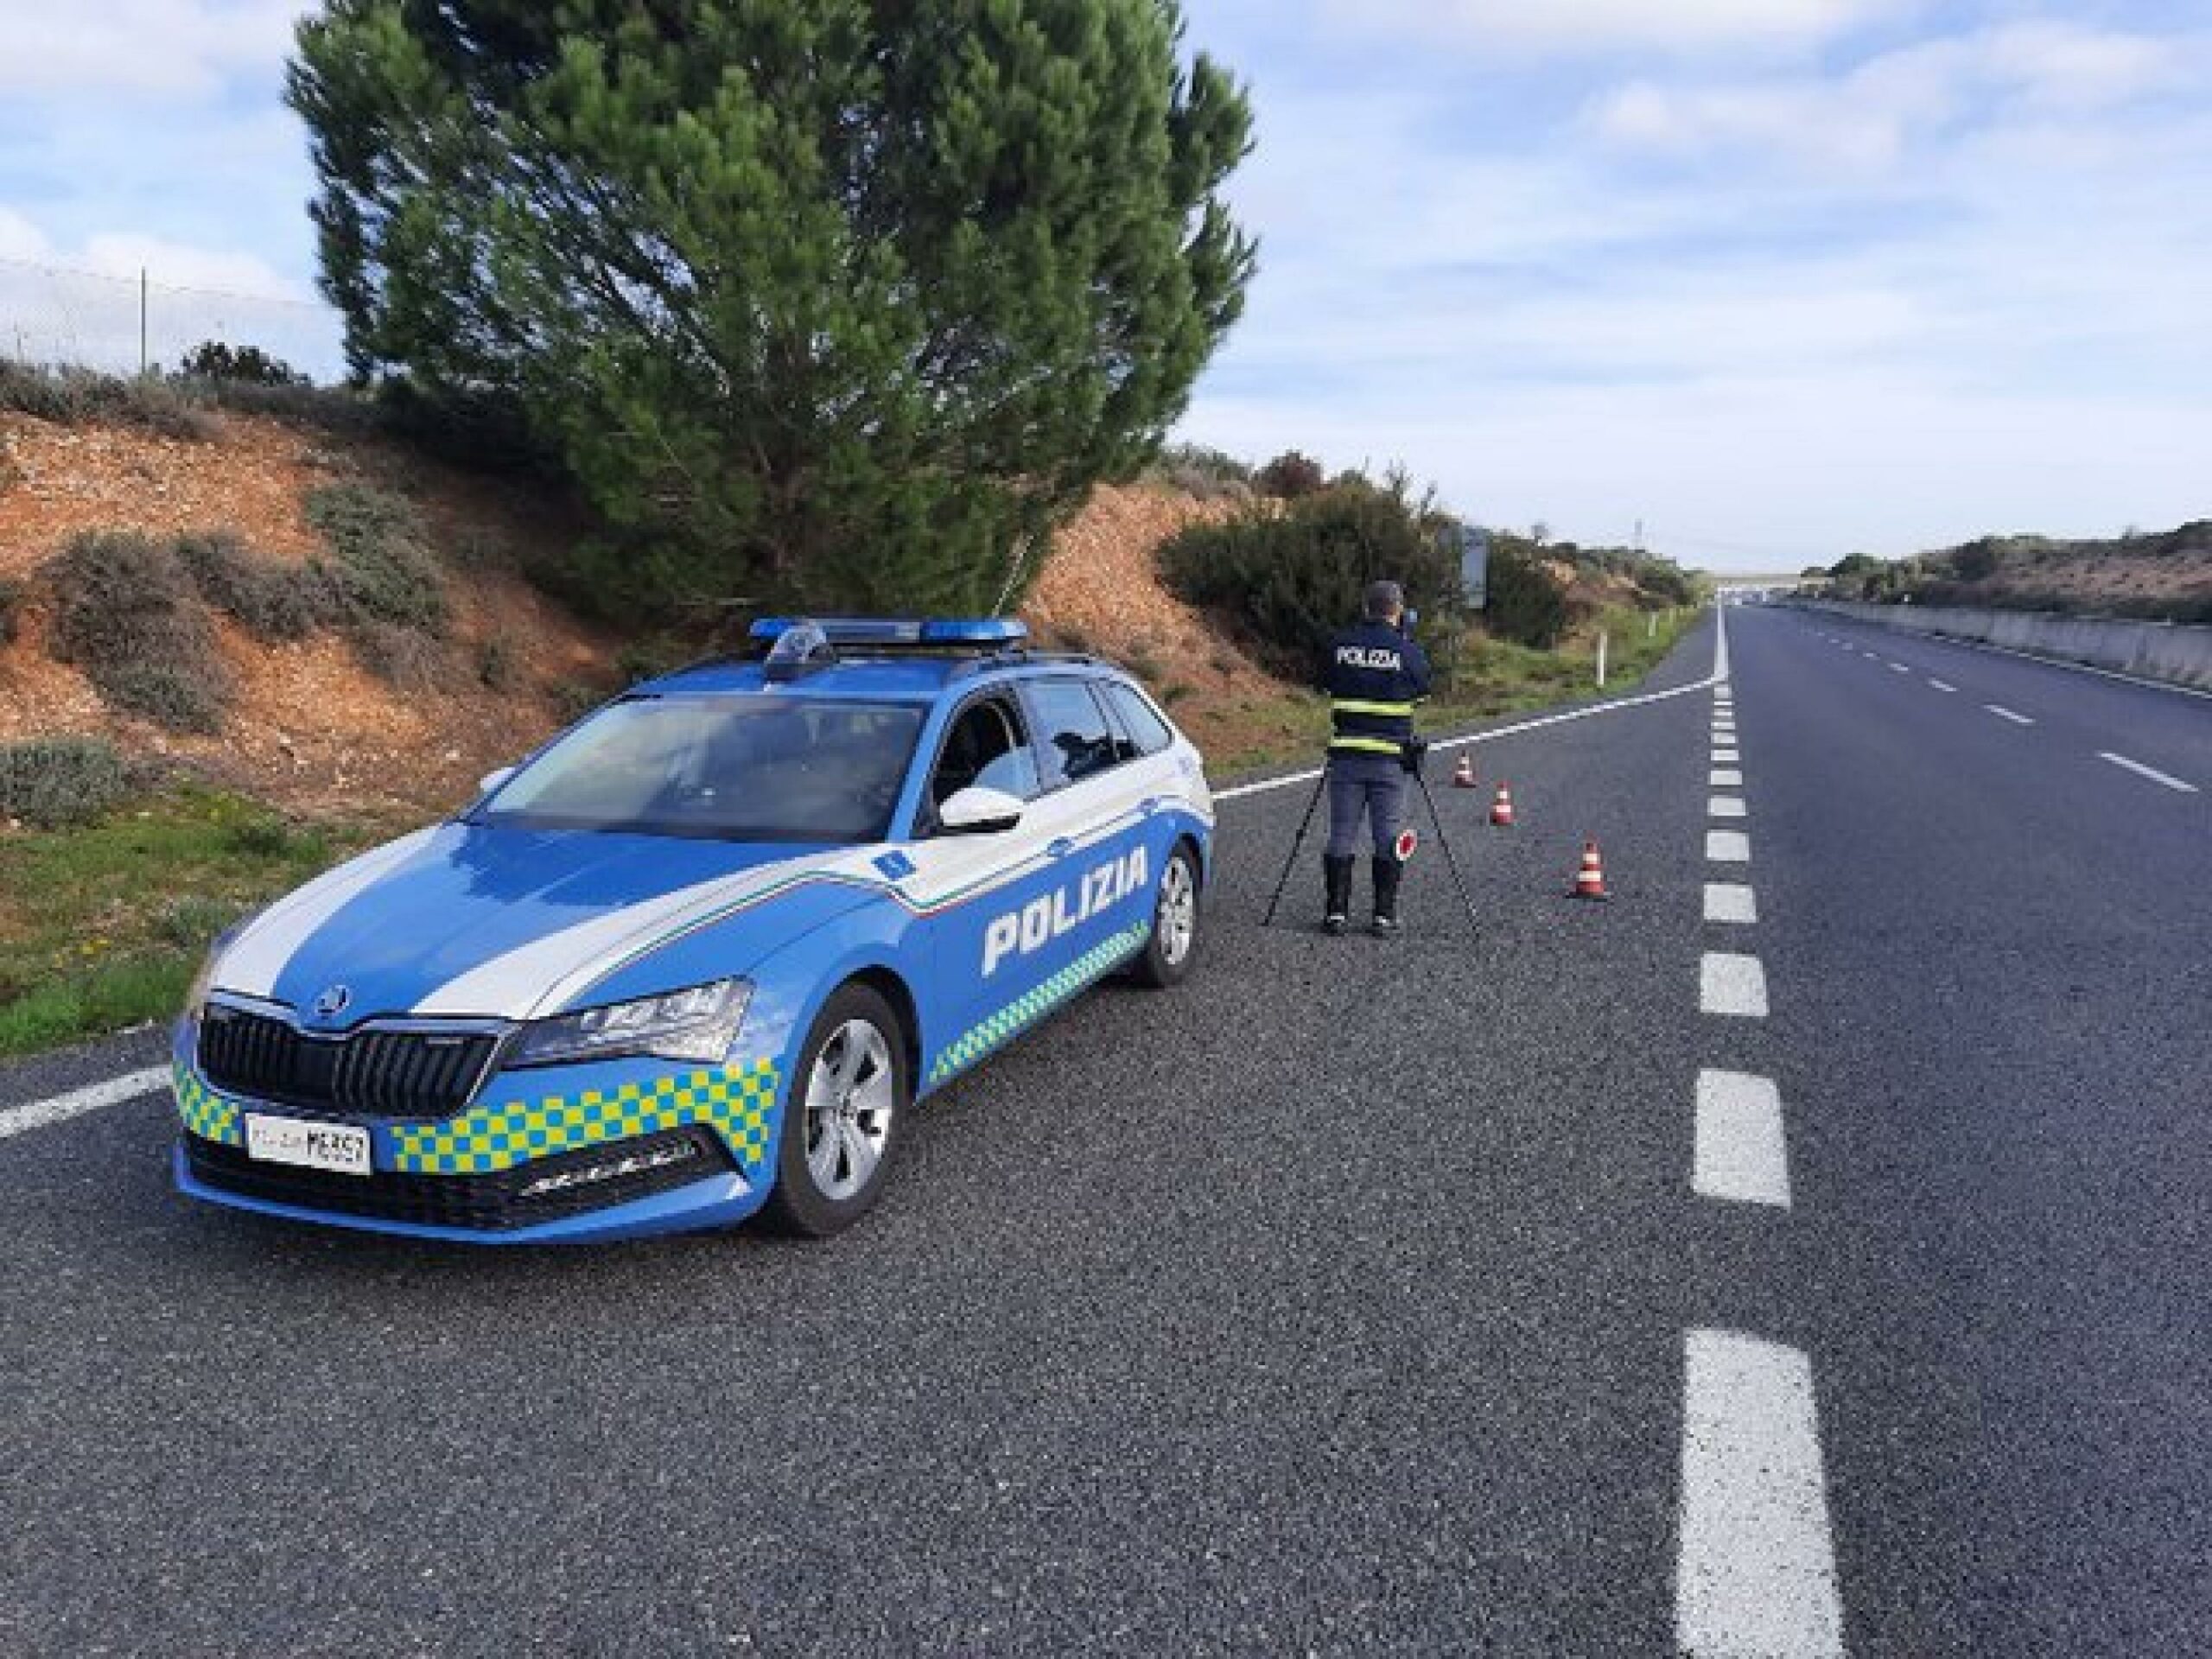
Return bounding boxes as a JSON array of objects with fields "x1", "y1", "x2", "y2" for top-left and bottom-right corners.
[
  {"x1": 1927, "y1": 679, "x2": 1956, "y2": 693},
  {"x1": 1887, "y1": 663, "x2": 1910, "y2": 675},
  {"x1": 1711, "y1": 769, "x2": 1743, "y2": 788},
  {"x1": 1880, "y1": 622, "x2": 2212, "y2": 702},
  {"x1": 2098, "y1": 752, "x2": 2200, "y2": 794},
  {"x1": 1701, "y1": 951, "x2": 1770, "y2": 1017},
  {"x1": 1709, "y1": 797, "x2": 1747, "y2": 820},
  {"x1": 1676, "y1": 1331, "x2": 1846, "y2": 1658},
  {"x1": 1713, "y1": 747, "x2": 1740, "y2": 765},
  {"x1": 1984, "y1": 704, "x2": 2035, "y2": 727},
  {"x1": 1707, "y1": 830, "x2": 1751, "y2": 863},
  {"x1": 1705, "y1": 882, "x2": 1758, "y2": 924},
  {"x1": 1217, "y1": 603, "x2": 1732, "y2": 803},
  {"x1": 0, "y1": 1066, "x2": 171, "y2": 1143},
  {"x1": 1694, "y1": 1071, "x2": 1791, "y2": 1207}
]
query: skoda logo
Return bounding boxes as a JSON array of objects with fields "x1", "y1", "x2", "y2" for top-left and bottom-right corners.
[{"x1": 312, "y1": 984, "x2": 353, "y2": 1020}]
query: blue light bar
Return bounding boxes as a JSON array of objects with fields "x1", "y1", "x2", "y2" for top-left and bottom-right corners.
[{"x1": 747, "y1": 616, "x2": 1028, "y2": 649}]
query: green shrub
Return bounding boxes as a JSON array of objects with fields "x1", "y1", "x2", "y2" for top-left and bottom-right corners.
[
  {"x1": 1255, "y1": 450, "x2": 1327, "y2": 499},
  {"x1": 0, "y1": 737, "x2": 130, "y2": 828},
  {"x1": 549, "y1": 678, "x2": 612, "y2": 723},
  {"x1": 351, "y1": 621, "x2": 448, "y2": 690},
  {"x1": 175, "y1": 340, "x2": 307, "y2": 386},
  {"x1": 305, "y1": 482, "x2": 448, "y2": 635},
  {"x1": 0, "y1": 359, "x2": 217, "y2": 440},
  {"x1": 1481, "y1": 535, "x2": 1573, "y2": 651},
  {"x1": 157, "y1": 893, "x2": 247, "y2": 950},
  {"x1": 476, "y1": 635, "x2": 518, "y2": 691},
  {"x1": 1147, "y1": 444, "x2": 1255, "y2": 503},
  {"x1": 45, "y1": 531, "x2": 232, "y2": 731},
  {"x1": 1160, "y1": 477, "x2": 1463, "y2": 679},
  {"x1": 173, "y1": 530, "x2": 335, "y2": 641}
]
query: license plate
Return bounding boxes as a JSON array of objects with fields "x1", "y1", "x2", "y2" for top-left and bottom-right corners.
[{"x1": 243, "y1": 1114, "x2": 372, "y2": 1178}]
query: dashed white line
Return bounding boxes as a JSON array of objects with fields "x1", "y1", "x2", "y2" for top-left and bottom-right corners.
[
  {"x1": 1700, "y1": 952, "x2": 1770, "y2": 1017},
  {"x1": 1887, "y1": 663, "x2": 1910, "y2": 675},
  {"x1": 1927, "y1": 679, "x2": 1955, "y2": 693},
  {"x1": 1713, "y1": 747, "x2": 1740, "y2": 765},
  {"x1": 1707, "y1": 830, "x2": 1751, "y2": 864},
  {"x1": 1984, "y1": 704, "x2": 2035, "y2": 726},
  {"x1": 0, "y1": 1066, "x2": 171, "y2": 1143},
  {"x1": 1709, "y1": 797, "x2": 1747, "y2": 820},
  {"x1": 1705, "y1": 882, "x2": 1758, "y2": 925},
  {"x1": 2098, "y1": 752, "x2": 2199, "y2": 794},
  {"x1": 1676, "y1": 1330, "x2": 1846, "y2": 1659},
  {"x1": 1711, "y1": 769, "x2": 1743, "y2": 788},
  {"x1": 1694, "y1": 1071, "x2": 1792, "y2": 1208}
]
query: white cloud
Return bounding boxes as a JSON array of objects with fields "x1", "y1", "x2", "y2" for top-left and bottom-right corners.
[
  {"x1": 1592, "y1": 24, "x2": 2202, "y2": 170},
  {"x1": 0, "y1": 0, "x2": 304, "y2": 99},
  {"x1": 1329, "y1": 0, "x2": 1910, "y2": 54}
]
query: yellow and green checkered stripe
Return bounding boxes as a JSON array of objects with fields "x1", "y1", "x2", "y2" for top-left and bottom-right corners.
[
  {"x1": 174, "y1": 1063, "x2": 243, "y2": 1146},
  {"x1": 927, "y1": 919, "x2": 1153, "y2": 1087},
  {"x1": 390, "y1": 1058, "x2": 781, "y2": 1175}
]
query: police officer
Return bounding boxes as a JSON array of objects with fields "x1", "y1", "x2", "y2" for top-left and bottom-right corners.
[{"x1": 1322, "y1": 580, "x2": 1432, "y2": 937}]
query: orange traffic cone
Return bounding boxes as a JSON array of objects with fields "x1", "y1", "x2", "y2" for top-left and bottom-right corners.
[
  {"x1": 1452, "y1": 753, "x2": 1478, "y2": 789},
  {"x1": 1572, "y1": 840, "x2": 1609, "y2": 901},
  {"x1": 1490, "y1": 782, "x2": 1516, "y2": 827}
]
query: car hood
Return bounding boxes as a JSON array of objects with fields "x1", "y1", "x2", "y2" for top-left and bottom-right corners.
[{"x1": 213, "y1": 823, "x2": 867, "y2": 1026}]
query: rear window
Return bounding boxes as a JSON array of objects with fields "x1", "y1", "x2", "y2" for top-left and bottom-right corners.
[
  {"x1": 1101, "y1": 683, "x2": 1175, "y2": 757},
  {"x1": 1023, "y1": 679, "x2": 1120, "y2": 788}
]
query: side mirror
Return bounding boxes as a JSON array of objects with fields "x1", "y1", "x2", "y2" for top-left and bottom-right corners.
[
  {"x1": 938, "y1": 786, "x2": 1025, "y2": 836},
  {"x1": 478, "y1": 766, "x2": 516, "y2": 798}
]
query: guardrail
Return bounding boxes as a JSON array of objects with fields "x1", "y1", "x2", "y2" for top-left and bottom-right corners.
[{"x1": 1802, "y1": 601, "x2": 2212, "y2": 692}]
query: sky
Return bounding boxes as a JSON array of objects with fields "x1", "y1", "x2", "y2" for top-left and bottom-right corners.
[{"x1": 0, "y1": 3, "x2": 2206, "y2": 572}]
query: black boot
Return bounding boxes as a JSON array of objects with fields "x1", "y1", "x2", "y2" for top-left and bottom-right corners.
[
  {"x1": 1322, "y1": 856, "x2": 1354, "y2": 935},
  {"x1": 1371, "y1": 856, "x2": 1404, "y2": 938}
]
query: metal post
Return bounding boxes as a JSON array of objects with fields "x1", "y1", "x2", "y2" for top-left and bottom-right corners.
[
  {"x1": 1596, "y1": 630, "x2": 1610, "y2": 689},
  {"x1": 1647, "y1": 613, "x2": 1657, "y2": 641}
]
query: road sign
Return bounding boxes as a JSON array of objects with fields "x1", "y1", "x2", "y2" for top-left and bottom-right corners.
[{"x1": 1449, "y1": 523, "x2": 1490, "y2": 611}]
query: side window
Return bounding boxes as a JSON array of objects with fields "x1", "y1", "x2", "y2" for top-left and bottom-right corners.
[
  {"x1": 929, "y1": 697, "x2": 1039, "y2": 816},
  {"x1": 1101, "y1": 683, "x2": 1175, "y2": 757},
  {"x1": 1023, "y1": 680, "x2": 1120, "y2": 790}
]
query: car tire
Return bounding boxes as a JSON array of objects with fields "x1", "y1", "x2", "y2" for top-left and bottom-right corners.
[
  {"x1": 1130, "y1": 843, "x2": 1201, "y2": 988},
  {"x1": 762, "y1": 982, "x2": 909, "y2": 1237}
]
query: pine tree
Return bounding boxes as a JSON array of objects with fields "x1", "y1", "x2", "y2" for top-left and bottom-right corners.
[{"x1": 288, "y1": 0, "x2": 1256, "y2": 614}]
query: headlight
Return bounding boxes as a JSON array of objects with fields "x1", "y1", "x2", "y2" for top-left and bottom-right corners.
[{"x1": 507, "y1": 979, "x2": 753, "y2": 1069}]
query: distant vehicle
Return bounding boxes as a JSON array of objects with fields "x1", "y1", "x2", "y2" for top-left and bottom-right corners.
[{"x1": 171, "y1": 619, "x2": 1213, "y2": 1243}]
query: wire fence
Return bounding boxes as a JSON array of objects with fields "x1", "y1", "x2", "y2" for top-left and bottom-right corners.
[{"x1": 0, "y1": 255, "x2": 346, "y2": 383}]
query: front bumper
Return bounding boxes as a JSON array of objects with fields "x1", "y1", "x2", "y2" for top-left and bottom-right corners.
[
  {"x1": 170, "y1": 1141, "x2": 769, "y2": 1247},
  {"x1": 170, "y1": 1027, "x2": 787, "y2": 1243}
]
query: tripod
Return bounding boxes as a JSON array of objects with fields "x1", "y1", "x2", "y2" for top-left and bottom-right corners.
[{"x1": 1260, "y1": 751, "x2": 1480, "y2": 934}]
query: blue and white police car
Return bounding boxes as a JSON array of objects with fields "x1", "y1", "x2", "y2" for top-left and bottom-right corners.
[{"x1": 172, "y1": 618, "x2": 1212, "y2": 1242}]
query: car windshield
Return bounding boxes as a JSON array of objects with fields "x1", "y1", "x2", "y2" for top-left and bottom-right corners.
[{"x1": 476, "y1": 696, "x2": 926, "y2": 843}]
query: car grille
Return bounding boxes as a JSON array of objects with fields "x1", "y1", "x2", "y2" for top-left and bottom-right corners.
[
  {"x1": 197, "y1": 1005, "x2": 499, "y2": 1121},
  {"x1": 182, "y1": 1127, "x2": 734, "y2": 1231}
]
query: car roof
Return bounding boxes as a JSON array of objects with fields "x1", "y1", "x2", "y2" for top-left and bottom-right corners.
[{"x1": 630, "y1": 653, "x2": 1132, "y2": 706}]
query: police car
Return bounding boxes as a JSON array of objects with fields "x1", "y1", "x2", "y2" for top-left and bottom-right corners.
[{"x1": 172, "y1": 618, "x2": 1212, "y2": 1243}]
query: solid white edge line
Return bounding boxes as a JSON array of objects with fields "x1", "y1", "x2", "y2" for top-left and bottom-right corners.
[
  {"x1": 1704, "y1": 882, "x2": 1758, "y2": 924},
  {"x1": 1984, "y1": 704, "x2": 2036, "y2": 726},
  {"x1": 1694, "y1": 1070, "x2": 1791, "y2": 1208},
  {"x1": 1215, "y1": 601, "x2": 1731, "y2": 804},
  {"x1": 1700, "y1": 951, "x2": 1770, "y2": 1017},
  {"x1": 2098, "y1": 752, "x2": 2200, "y2": 794},
  {"x1": 0, "y1": 1066, "x2": 171, "y2": 1142},
  {"x1": 1676, "y1": 1330, "x2": 1847, "y2": 1658}
]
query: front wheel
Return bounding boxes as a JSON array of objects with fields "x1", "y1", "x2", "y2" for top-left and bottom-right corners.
[
  {"x1": 1130, "y1": 844, "x2": 1201, "y2": 988},
  {"x1": 762, "y1": 983, "x2": 908, "y2": 1237}
]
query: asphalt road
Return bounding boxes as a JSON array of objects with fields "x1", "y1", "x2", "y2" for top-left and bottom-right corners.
[{"x1": 1, "y1": 607, "x2": 2203, "y2": 1656}]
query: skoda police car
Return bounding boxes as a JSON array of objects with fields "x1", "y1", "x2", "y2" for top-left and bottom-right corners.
[{"x1": 172, "y1": 618, "x2": 1212, "y2": 1242}]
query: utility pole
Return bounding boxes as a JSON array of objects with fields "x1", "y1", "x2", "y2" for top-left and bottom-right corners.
[{"x1": 139, "y1": 269, "x2": 148, "y2": 378}]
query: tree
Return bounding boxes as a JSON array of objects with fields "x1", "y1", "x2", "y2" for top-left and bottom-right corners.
[
  {"x1": 1255, "y1": 449, "x2": 1325, "y2": 499},
  {"x1": 288, "y1": 0, "x2": 1256, "y2": 615}
]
